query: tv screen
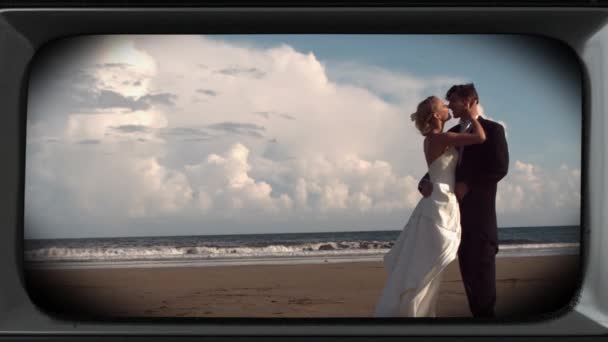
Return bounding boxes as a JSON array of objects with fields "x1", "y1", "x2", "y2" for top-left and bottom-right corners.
[
  {"x1": 0, "y1": 6, "x2": 607, "y2": 340},
  {"x1": 23, "y1": 34, "x2": 581, "y2": 319}
]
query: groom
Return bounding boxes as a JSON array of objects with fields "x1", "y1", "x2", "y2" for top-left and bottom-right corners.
[{"x1": 419, "y1": 83, "x2": 509, "y2": 317}]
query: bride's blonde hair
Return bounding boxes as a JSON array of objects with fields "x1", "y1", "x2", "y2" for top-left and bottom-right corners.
[{"x1": 410, "y1": 96, "x2": 440, "y2": 136}]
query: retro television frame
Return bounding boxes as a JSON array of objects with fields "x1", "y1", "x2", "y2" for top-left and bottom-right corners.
[{"x1": 1, "y1": 4, "x2": 608, "y2": 341}]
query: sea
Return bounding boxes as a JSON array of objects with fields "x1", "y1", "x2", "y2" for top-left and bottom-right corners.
[{"x1": 23, "y1": 226, "x2": 581, "y2": 269}]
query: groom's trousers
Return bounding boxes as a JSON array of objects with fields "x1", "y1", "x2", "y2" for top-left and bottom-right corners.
[
  {"x1": 457, "y1": 189, "x2": 500, "y2": 318},
  {"x1": 458, "y1": 233, "x2": 498, "y2": 318}
]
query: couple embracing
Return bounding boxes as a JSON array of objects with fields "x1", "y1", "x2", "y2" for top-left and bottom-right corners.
[{"x1": 374, "y1": 83, "x2": 509, "y2": 318}]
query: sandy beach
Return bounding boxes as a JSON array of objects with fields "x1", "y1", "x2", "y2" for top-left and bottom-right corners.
[{"x1": 24, "y1": 254, "x2": 580, "y2": 319}]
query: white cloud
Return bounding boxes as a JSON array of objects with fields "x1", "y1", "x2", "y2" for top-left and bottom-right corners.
[
  {"x1": 286, "y1": 153, "x2": 420, "y2": 213},
  {"x1": 25, "y1": 142, "x2": 194, "y2": 240},
  {"x1": 327, "y1": 62, "x2": 464, "y2": 106},
  {"x1": 478, "y1": 104, "x2": 508, "y2": 137},
  {"x1": 24, "y1": 35, "x2": 580, "y2": 238},
  {"x1": 496, "y1": 160, "x2": 580, "y2": 226},
  {"x1": 184, "y1": 143, "x2": 293, "y2": 217},
  {"x1": 183, "y1": 143, "x2": 420, "y2": 220}
]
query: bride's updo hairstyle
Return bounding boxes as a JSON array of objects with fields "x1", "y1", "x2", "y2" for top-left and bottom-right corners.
[{"x1": 410, "y1": 96, "x2": 440, "y2": 136}]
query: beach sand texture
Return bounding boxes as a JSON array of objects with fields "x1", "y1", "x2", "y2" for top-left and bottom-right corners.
[{"x1": 25, "y1": 254, "x2": 580, "y2": 318}]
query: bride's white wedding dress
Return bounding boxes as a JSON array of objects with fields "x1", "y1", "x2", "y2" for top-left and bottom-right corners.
[{"x1": 374, "y1": 147, "x2": 461, "y2": 317}]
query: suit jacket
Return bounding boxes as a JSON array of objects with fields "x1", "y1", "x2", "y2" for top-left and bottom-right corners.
[{"x1": 420, "y1": 116, "x2": 509, "y2": 244}]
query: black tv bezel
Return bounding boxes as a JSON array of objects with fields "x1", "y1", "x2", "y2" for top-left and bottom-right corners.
[{"x1": 0, "y1": 5, "x2": 605, "y2": 340}]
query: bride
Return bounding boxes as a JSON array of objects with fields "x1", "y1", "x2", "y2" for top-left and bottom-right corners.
[{"x1": 374, "y1": 95, "x2": 486, "y2": 317}]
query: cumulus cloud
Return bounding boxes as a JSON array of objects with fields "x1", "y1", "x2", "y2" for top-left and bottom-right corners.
[
  {"x1": 184, "y1": 143, "x2": 292, "y2": 218},
  {"x1": 253, "y1": 111, "x2": 271, "y2": 119},
  {"x1": 282, "y1": 154, "x2": 420, "y2": 213},
  {"x1": 216, "y1": 66, "x2": 266, "y2": 78},
  {"x1": 478, "y1": 104, "x2": 508, "y2": 137},
  {"x1": 205, "y1": 122, "x2": 266, "y2": 139},
  {"x1": 95, "y1": 63, "x2": 131, "y2": 69},
  {"x1": 26, "y1": 142, "x2": 193, "y2": 231},
  {"x1": 279, "y1": 114, "x2": 296, "y2": 120},
  {"x1": 24, "y1": 35, "x2": 580, "y2": 238},
  {"x1": 62, "y1": 110, "x2": 168, "y2": 143},
  {"x1": 158, "y1": 127, "x2": 214, "y2": 142},
  {"x1": 77, "y1": 139, "x2": 101, "y2": 145},
  {"x1": 184, "y1": 143, "x2": 420, "y2": 220},
  {"x1": 327, "y1": 62, "x2": 465, "y2": 106},
  {"x1": 253, "y1": 111, "x2": 295, "y2": 121},
  {"x1": 82, "y1": 90, "x2": 177, "y2": 111},
  {"x1": 496, "y1": 160, "x2": 580, "y2": 226},
  {"x1": 196, "y1": 89, "x2": 218, "y2": 96},
  {"x1": 110, "y1": 124, "x2": 151, "y2": 134},
  {"x1": 138, "y1": 93, "x2": 178, "y2": 107}
]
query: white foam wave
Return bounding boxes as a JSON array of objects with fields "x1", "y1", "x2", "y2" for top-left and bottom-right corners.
[
  {"x1": 24, "y1": 241, "x2": 580, "y2": 263},
  {"x1": 499, "y1": 242, "x2": 579, "y2": 250},
  {"x1": 498, "y1": 242, "x2": 580, "y2": 257},
  {"x1": 24, "y1": 241, "x2": 394, "y2": 262}
]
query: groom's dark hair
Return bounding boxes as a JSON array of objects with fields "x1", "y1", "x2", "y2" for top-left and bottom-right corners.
[{"x1": 446, "y1": 83, "x2": 479, "y2": 104}]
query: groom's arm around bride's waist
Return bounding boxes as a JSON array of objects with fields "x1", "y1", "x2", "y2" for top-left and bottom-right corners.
[{"x1": 418, "y1": 173, "x2": 432, "y2": 197}]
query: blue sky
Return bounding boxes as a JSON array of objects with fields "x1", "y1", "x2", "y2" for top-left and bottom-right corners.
[
  {"x1": 25, "y1": 35, "x2": 582, "y2": 238},
  {"x1": 218, "y1": 34, "x2": 582, "y2": 170}
]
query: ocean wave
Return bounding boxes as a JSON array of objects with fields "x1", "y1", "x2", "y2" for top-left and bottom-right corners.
[
  {"x1": 23, "y1": 240, "x2": 581, "y2": 263},
  {"x1": 23, "y1": 240, "x2": 396, "y2": 262},
  {"x1": 499, "y1": 242, "x2": 579, "y2": 250}
]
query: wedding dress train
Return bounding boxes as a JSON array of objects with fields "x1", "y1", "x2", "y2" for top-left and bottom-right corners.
[{"x1": 374, "y1": 147, "x2": 461, "y2": 317}]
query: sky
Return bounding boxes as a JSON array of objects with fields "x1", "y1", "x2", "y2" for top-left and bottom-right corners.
[{"x1": 24, "y1": 35, "x2": 582, "y2": 239}]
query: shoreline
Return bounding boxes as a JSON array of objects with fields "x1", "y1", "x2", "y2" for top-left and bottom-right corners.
[
  {"x1": 25, "y1": 254, "x2": 580, "y2": 318},
  {"x1": 24, "y1": 247, "x2": 581, "y2": 270}
]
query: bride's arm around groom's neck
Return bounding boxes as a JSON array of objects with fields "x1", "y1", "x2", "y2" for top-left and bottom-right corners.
[{"x1": 461, "y1": 120, "x2": 509, "y2": 186}]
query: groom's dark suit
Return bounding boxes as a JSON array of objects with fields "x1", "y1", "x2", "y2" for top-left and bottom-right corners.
[{"x1": 422, "y1": 116, "x2": 509, "y2": 317}]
